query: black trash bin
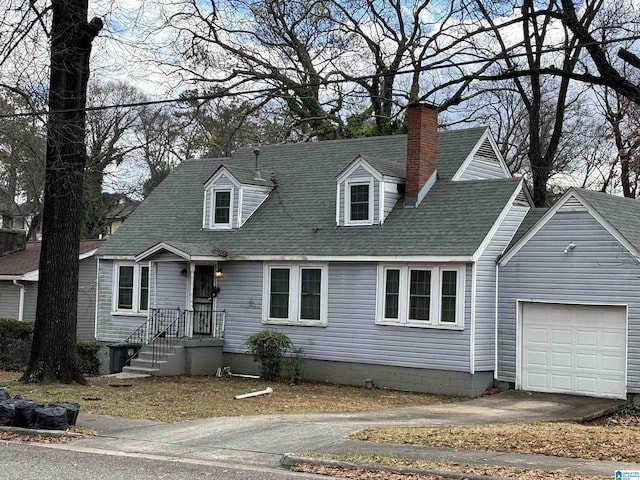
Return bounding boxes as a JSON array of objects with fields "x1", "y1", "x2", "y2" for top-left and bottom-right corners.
[{"x1": 108, "y1": 344, "x2": 141, "y2": 373}]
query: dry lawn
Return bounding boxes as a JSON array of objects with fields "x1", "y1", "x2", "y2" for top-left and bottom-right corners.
[
  {"x1": 0, "y1": 371, "x2": 452, "y2": 422},
  {"x1": 352, "y1": 412, "x2": 640, "y2": 463}
]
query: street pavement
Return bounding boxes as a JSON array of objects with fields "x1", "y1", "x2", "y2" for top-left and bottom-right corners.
[
  {"x1": 0, "y1": 442, "x2": 325, "y2": 480},
  {"x1": 56, "y1": 390, "x2": 634, "y2": 478}
]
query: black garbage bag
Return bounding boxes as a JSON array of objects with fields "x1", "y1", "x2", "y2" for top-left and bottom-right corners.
[
  {"x1": 33, "y1": 407, "x2": 69, "y2": 431},
  {"x1": 0, "y1": 401, "x2": 14, "y2": 426},
  {"x1": 0, "y1": 389, "x2": 10, "y2": 401},
  {"x1": 13, "y1": 400, "x2": 43, "y2": 429},
  {"x1": 47, "y1": 402, "x2": 80, "y2": 426}
]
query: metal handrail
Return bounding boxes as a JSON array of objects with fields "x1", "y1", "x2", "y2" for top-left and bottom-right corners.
[
  {"x1": 149, "y1": 309, "x2": 187, "y2": 365},
  {"x1": 124, "y1": 308, "x2": 226, "y2": 368}
]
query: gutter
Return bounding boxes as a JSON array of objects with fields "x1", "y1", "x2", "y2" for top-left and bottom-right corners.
[{"x1": 13, "y1": 279, "x2": 25, "y2": 322}]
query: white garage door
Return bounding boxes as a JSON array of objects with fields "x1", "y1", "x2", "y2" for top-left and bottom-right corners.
[{"x1": 521, "y1": 302, "x2": 626, "y2": 399}]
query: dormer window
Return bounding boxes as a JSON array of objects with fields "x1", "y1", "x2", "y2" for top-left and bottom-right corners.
[
  {"x1": 345, "y1": 178, "x2": 374, "y2": 226},
  {"x1": 213, "y1": 190, "x2": 232, "y2": 226},
  {"x1": 203, "y1": 165, "x2": 272, "y2": 230}
]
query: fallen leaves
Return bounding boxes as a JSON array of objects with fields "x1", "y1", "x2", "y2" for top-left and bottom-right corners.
[{"x1": 352, "y1": 418, "x2": 640, "y2": 462}]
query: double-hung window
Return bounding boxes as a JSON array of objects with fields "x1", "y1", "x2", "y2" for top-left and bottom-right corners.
[
  {"x1": 263, "y1": 264, "x2": 328, "y2": 325},
  {"x1": 345, "y1": 178, "x2": 374, "y2": 225},
  {"x1": 377, "y1": 265, "x2": 465, "y2": 328},
  {"x1": 211, "y1": 189, "x2": 233, "y2": 228},
  {"x1": 114, "y1": 263, "x2": 149, "y2": 314}
]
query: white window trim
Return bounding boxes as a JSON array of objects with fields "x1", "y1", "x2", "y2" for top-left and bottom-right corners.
[
  {"x1": 344, "y1": 177, "x2": 375, "y2": 226},
  {"x1": 375, "y1": 264, "x2": 465, "y2": 329},
  {"x1": 209, "y1": 187, "x2": 234, "y2": 229},
  {"x1": 262, "y1": 263, "x2": 329, "y2": 326},
  {"x1": 112, "y1": 262, "x2": 150, "y2": 316}
]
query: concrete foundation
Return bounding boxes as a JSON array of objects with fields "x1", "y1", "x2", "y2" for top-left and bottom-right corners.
[{"x1": 222, "y1": 353, "x2": 493, "y2": 397}]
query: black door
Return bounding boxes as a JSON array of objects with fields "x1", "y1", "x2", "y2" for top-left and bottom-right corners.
[{"x1": 193, "y1": 266, "x2": 216, "y2": 335}]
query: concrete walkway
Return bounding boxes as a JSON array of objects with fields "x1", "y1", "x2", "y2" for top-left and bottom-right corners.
[{"x1": 71, "y1": 391, "x2": 633, "y2": 477}]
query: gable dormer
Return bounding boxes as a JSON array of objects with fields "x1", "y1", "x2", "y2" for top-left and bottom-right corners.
[
  {"x1": 336, "y1": 156, "x2": 403, "y2": 227},
  {"x1": 452, "y1": 130, "x2": 511, "y2": 181},
  {"x1": 203, "y1": 165, "x2": 271, "y2": 230}
]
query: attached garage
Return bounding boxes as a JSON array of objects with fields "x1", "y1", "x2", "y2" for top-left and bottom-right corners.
[{"x1": 519, "y1": 302, "x2": 627, "y2": 399}]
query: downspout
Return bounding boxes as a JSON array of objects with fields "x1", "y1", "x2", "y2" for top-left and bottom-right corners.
[
  {"x1": 494, "y1": 261, "x2": 499, "y2": 381},
  {"x1": 13, "y1": 279, "x2": 25, "y2": 322}
]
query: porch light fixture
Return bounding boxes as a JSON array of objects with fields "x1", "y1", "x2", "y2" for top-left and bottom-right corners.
[
  {"x1": 563, "y1": 242, "x2": 576, "y2": 254},
  {"x1": 215, "y1": 268, "x2": 224, "y2": 279}
]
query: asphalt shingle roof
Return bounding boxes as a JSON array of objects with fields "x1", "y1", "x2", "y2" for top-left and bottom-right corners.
[
  {"x1": 0, "y1": 240, "x2": 103, "y2": 276},
  {"x1": 99, "y1": 129, "x2": 519, "y2": 258},
  {"x1": 577, "y1": 188, "x2": 640, "y2": 252}
]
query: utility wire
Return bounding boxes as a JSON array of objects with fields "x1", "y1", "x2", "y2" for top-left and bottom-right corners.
[{"x1": 1, "y1": 33, "x2": 639, "y2": 119}]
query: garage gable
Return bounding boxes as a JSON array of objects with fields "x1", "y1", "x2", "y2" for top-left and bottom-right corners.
[{"x1": 500, "y1": 189, "x2": 640, "y2": 266}]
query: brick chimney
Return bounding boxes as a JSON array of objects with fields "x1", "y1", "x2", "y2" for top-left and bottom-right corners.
[{"x1": 405, "y1": 103, "x2": 438, "y2": 207}]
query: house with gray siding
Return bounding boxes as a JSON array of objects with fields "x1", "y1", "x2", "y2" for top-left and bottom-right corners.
[
  {"x1": 96, "y1": 103, "x2": 536, "y2": 397},
  {"x1": 0, "y1": 238, "x2": 103, "y2": 342}
]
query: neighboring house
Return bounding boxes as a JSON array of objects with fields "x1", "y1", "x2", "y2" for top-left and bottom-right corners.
[
  {"x1": 104, "y1": 195, "x2": 139, "y2": 238},
  {"x1": 0, "y1": 237, "x2": 104, "y2": 341},
  {"x1": 0, "y1": 201, "x2": 38, "y2": 239},
  {"x1": 94, "y1": 103, "x2": 639, "y2": 401}
]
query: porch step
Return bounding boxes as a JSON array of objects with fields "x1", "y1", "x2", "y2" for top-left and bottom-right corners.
[{"x1": 122, "y1": 365, "x2": 160, "y2": 375}]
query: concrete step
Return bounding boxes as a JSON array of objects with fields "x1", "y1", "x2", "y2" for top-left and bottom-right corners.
[
  {"x1": 129, "y1": 357, "x2": 169, "y2": 369},
  {"x1": 135, "y1": 351, "x2": 176, "y2": 362},
  {"x1": 122, "y1": 365, "x2": 159, "y2": 375}
]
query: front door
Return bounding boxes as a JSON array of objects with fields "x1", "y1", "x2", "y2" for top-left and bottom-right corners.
[{"x1": 193, "y1": 266, "x2": 217, "y2": 335}]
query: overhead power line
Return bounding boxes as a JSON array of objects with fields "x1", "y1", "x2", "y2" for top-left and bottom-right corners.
[{"x1": 1, "y1": 33, "x2": 639, "y2": 120}]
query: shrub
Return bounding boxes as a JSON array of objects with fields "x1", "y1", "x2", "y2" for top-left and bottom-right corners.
[
  {"x1": 0, "y1": 319, "x2": 33, "y2": 371},
  {"x1": 287, "y1": 346, "x2": 305, "y2": 384},
  {"x1": 245, "y1": 330, "x2": 294, "y2": 381},
  {"x1": 76, "y1": 342, "x2": 101, "y2": 375}
]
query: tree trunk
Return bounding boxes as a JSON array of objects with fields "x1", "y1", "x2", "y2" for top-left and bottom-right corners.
[{"x1": 20, "y1": 0, "x2": 102, "y2": 384}]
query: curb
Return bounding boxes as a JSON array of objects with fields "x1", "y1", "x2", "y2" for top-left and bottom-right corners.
[
  {"x1": 0, "y1": 425, "x2": 83, "y2": 438},
  {"x1": 281, "y1": 453, "x2": 509, "y2": 480}
]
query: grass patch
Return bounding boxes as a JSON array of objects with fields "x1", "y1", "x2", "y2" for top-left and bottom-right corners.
[
  {"x1": 297, "y1": 453, "x2": 608, "y2": 480},
  {"x1": 0, "y1": 371, "x2": 453, "y2": 423},
  {"x1": 351, "y1": 420, "x2": 640, "y2": 462}
]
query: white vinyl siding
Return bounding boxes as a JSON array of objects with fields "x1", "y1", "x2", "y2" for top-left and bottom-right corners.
[
  {"x1": 376, "y1": 264, "x2": 465, "y2": 328},
  {"x1": 262, "y1": 263, "x2": 329, "y2": 326},
  {"x1": 221, "y1": 261, "x2": 473, "y2": 372},
  {"x1": 474, "y1": 203, "x2": 529, "y2": 371},
  {"x1": 457, "y1": 137, "x2": 509, "y2": 181}
]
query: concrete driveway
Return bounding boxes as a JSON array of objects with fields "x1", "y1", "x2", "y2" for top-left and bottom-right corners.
[{"x1": 73, "y1": 391, "x2": 624, "y2": 468}]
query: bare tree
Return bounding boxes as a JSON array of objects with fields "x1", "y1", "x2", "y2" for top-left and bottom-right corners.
[
  {"x1": 21, "y1": 0, "x2": 102, "y2": 384},
  {"x1": 82, "y1": 81, "x2": 144, "y2": 238},
  {"x1": 0, "y1": 90, "x2": 46, "y2": 239}
]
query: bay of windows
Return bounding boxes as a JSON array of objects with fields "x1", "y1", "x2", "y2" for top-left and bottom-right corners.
[{"x1": 377, "y1": 265, "x2": 465, "y2": 328}]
